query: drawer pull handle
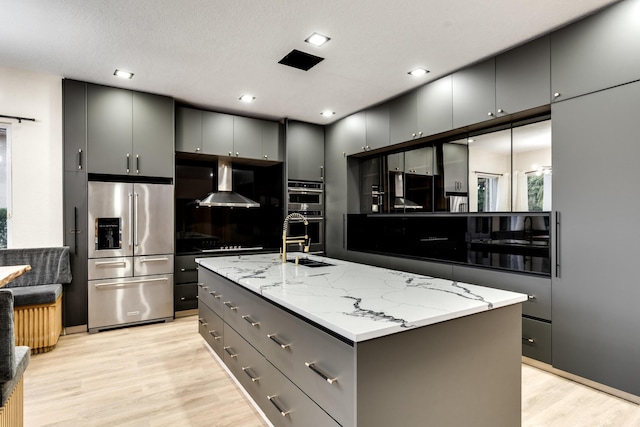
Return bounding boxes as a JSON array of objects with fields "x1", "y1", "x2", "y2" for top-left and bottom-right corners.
[
  {"x1": 209, "y1": 330, "x2": 222, "y2": 341},
  {"x1": 528, "y1": 295, "x2": 536, "y2": 301},
  {"x1": 223, "y1": 346, "x2": 238, "y2": 358},
  {"x1": 180, "y1": 268, "x2": 197, "y2": 272},
  {"x1": 522, "y1": 337, "x2": 535, "y2": 343},
  {"x1": 224, "y1": 301, "x2": 238, "y2": 311},
  {"x1": 242, "y1": 315, "x2": 260, "y2": 327},
  {"x1": 198, "y1": 284, "x2": 208, "y2": 290},
  {"x1": 139, "y1": 257, "x2": 169, "y2": 263},
  {"x1": 198, "y1": 318, "x2": 207, "y2": 327},
  {"x1": 267, "y1": 334, "x2": 291, "y2": 349},
  {"x1": 242, "y1": 366, "x2": 260, "y2": 382},
  {"x1": 267, "y1": 395, "x2": 291, "y2": 417},
  {"x1": 209, "y1": 291, "x2": 222, "y2": 300},
  {"x1": 305, "y1": 362, "x2": 337, "y2": 384}
]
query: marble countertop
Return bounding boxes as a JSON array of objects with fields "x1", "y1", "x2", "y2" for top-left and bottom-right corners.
[{"x1": 197, "y1": 253, "x2": 527, "y2": 342}]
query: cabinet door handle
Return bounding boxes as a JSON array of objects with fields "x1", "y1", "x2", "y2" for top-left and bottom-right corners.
[
  {"x1": 528, "y1": 295, "x2": 536, "y2": 301},
  {"x1": 522, "y1": 337, "x2": 535, "y2": 344},
  {"x1": 210, "y1": 291, "x2": 221, "y2": 300},
  {"x1": 267, "y1": 395, "x2": 291, "y2": 417},
  {"x1": 555, "y1": 211, "x2": 561, "y2": 278},
  {"x1": 209, "y1": 329, "x2": 222, "y2": 341},
  {"x1": 197, "y1": 318, "x2": 207, "y2": 327},
  {"x1": 224, "y1": 301, "x2": 238, "y2": 311},
  {"x1": 78, "y1": 148, "x2": 83, "y2": 170},
  {"x1": 320, "y1": 165, "x2": 324, "y2": 181},
  {"x1": 497, "y1": 108, "x2": 504, "y2": 114},
  {"x1": 488, "y1": 111, "x2": 494, "y2": 117},
  {"x1": 305, "y1": 362, "x2": 337, "y2": 384},
  {"x1": 136, "y1": 154, "x2": 140, "y2": 174},
  {"x1": 242, "y1": 315, "x2": 260, "y2": 327},
  {"x1": 235, "y1": 152, "x2": 239, "y2": 157},
  {"x1": 197, "y1": 283, "x2": 208, "y2": 290},
  {"x1": 267, "y1": 333, "x2": 291, "y2": 349},
  {"x1": 126, "y1": 153, "x2": 130, "y2": 173},
  {"x1": 223, "y1": 346, "x2": 238, "y2": 358},
  {"x1": 242, "y1": 366, "x2": 260, "y2": 382}
]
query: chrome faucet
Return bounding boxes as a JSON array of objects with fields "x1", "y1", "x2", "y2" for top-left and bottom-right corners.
[{"x1": 281, "y1": 212, "x2": 310, "y2": 263}]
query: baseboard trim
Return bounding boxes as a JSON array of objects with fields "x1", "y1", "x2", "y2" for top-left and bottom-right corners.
[
  {"x1": 522, "y1": 356, "x2": 640, "y2": 405},
  {"x1": 63, "y1": 325, "x2": 87, "y2": 335}
]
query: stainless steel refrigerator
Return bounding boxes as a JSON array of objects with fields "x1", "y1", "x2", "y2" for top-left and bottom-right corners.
[{"x1": 87, "y1": 181, "x2": 174, "y2": 332}]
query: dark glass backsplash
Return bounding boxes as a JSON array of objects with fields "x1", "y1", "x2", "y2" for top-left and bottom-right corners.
[{"x1": 347, "y1": 213, "x2": 551, "y2": 276}]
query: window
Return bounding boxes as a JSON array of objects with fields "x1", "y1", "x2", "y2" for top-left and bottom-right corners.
[
  {"x1": 0, "y1": 126, "x2": 9, "y2": 248},
  {"x1": 477, "y1": 175, "x2": 499, "y2": 212}
]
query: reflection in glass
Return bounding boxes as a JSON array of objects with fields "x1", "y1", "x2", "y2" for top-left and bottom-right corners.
[
  {"x1": 468, "y1": 129, "x2": 511, "y2": 212},
  {"x1": 512, "y1": 120, "x2": 552, "y2": 212}
]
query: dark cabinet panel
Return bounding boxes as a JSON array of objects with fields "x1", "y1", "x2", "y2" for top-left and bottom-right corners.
[
  {"x1": 496, "y1": 35, "x2": 550, "y2": 115},
  {"x1": 452, "y1": 58, "x2": 496, "y2": 128},
  {"x1": 87, "y1": 84, "x2": 133, "y2": 175},
  {"x1": 233, "y1": 116, "x2": 263, "y2": 159},
  {"x1": 417, "y1": 75, "x2": 453, "y2": 136},
  {"x1": 287, "y1": 121, "x2": 325, "y2": 181},
  {"x1": 132, "y1": 92, "x2": 174, "y2": 177},
  {"x1": 551, "y1": 0, "x2": 640, "y2": 102},
  {"x1": 262, "y1": 120, "x2": 281, "y2": 161},
  {"x1": 63, "y1": 80, "x2": 87, "y2": 173},
  {"x1": 552, "y1": 80, "x2": 640, "y2": 396},
  {"x1": 175, "y1": 107, "x2": 202, "y2": 153}
]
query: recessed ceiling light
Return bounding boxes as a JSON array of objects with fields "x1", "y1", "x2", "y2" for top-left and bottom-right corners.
[
  {"x1": 239, "y1": 94, "x2": 255, "y2": 103},
  {"x1": 305, "y1": 32, "x2": 330, "y2": 47},
  {"x1": 408, "y1": 68, "x2": 429, "y2": 77},
  {"x1": 321, "y1": 110, "x2": 335, "y2": 117},
  {"x1": 114, "y1": 69, "x2": 134, "y2": 79}
]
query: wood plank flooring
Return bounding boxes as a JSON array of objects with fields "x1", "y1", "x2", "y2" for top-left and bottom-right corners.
[{"x1": 23, "y1": 315, "x2": 640, "y2": 426}]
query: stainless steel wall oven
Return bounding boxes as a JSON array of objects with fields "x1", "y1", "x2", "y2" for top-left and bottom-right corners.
[{"x1": 287, "y1": 180, "x2": 324, "y2": 253}]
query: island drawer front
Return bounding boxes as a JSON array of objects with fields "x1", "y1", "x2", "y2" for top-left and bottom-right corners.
[
  {"x1": 452, "y1": 265, "x2": 552, "y2": 321},
  {"x1": 197, "y1": 268, "x2": 229, "y2": 316},
  {"x1": 222, "y1": 324, "x2": 341, "y2": 427},
  {"x1": 219, "y1": 276, "x2": 267, "y2": 350},
  {"x1": 256, "y1": 300, "x2": 355, "y2": 427},
  {"x1": 175, "y1": 255, "x2": 198, "y2": 284},
  {"x1": 522, "y1": 317, "x2": 552, "y2": 364},
  {"x1": 174, "y1": 283, "x2": 198, "y2": 311},
  {"x1": 198, "y1": 303, "x2": 225, "y2": 358}
]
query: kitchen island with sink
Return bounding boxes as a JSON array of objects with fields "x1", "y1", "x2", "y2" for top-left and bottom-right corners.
[{"x1": 197, "y1": 253, "x2": 527, "y2": 427}]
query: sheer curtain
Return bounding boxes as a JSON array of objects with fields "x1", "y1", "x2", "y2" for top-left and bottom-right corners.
[
  {"x1": 543, "y1": 172, "x2": 552, "y2": 211},
  {"x1": 513, "y1": 171, "x2": 528, "y2": 211},
  {"x1": 496, "y1": 172, "x2": 510, "y2": 211}
]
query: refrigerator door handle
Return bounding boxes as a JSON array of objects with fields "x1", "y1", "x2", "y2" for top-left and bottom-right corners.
[
  {"x1": 128, "y1": 192, "x2": 134, "y2": 248},
  {"x1": 134, "y1": 192, "x2": 139, "y2": 247}
]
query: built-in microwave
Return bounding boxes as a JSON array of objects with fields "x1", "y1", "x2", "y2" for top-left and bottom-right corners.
[{"x1": 287, "y1": 180, "x2": 323, "y2": 212}]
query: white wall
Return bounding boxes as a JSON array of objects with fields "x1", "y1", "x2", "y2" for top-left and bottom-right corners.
[{"x1": 0, "y1": 65, "x2": 63, "y2": 248}]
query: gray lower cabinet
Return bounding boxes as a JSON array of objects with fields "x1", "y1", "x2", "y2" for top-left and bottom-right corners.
[
  {"x1": 552, "y1": 79, "x2": 640, "y2": 396},
  {"x1": 452, "y1": 58, "x2": 496, "y2": 129},
  {"x1": 453, "y1": 264, "x2": 552, "y2": 364},
  {"x1": 286, "y1": 121, "x2": 325, "y2": 181},
  {"x1": 87, "y1": 83, "x2": 174, "y2": 177},
  {"x1": 551, "y1": 0, "x2": 640, "y2": 102}
]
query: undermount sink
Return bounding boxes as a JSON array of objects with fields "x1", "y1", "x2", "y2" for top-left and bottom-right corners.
[{"x1": 287, "y1": 258, "x2": 335, "y2": 268}]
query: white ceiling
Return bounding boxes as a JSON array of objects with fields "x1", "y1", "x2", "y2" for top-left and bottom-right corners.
[{"x1": 0, "y1": 0, "x2": 619, "y2": 125}]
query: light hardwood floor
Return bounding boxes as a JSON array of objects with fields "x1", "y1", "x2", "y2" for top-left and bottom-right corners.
[{"x1": 23, "y1": 316, "x2": 640, "y2": 427}]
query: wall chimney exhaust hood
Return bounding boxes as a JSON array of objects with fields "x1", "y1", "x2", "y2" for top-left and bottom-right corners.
[{"x1": 198, "y1": 159, "x2": 260, "y2": 208}]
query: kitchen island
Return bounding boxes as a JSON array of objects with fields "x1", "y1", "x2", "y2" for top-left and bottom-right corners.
[{"x1": 197, "y1": 253, "x2": 527, "y2": 427}]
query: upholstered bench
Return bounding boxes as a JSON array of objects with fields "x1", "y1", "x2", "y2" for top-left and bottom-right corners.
[
  {"x1": 0, "y1": 247, "x2": 71, "y2": 354},
  {"x1": 0, "y1": 289, "x2": 30, "y2": 427}
]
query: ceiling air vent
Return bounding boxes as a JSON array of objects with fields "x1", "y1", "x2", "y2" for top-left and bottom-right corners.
[{"x1": 278, "y1": 49, "x2": 324, "y2": 71}]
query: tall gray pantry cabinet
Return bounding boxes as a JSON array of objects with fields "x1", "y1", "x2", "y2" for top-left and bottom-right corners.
[
  {"x1": 551, "y1": 79, "x2": 640, "y2": 396},
  {"x1": 63, "y1": 80, "x2": 175, "y2": 328}
]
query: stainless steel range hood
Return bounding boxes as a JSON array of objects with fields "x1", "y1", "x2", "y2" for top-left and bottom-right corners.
[
  {"x1": 198, "y1": 159, "x2": 260, "y2": 208},
  {"x1": 392, "y1": 172, "x2": 423, "y2": 210}
]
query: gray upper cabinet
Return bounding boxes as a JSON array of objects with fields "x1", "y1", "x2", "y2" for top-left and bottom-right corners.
[
  {"x1": 340, "y1": 111, "x2": 367, "y2": 156},
  {"x1": 287, "y1": 121, "x2": 324, "y2": 181},
  {"x1": 365, "y1": 103, "x2": 390, "y2": 151},
  {"x1": 87, "y1": 84, "x2": 173, "y2": 177},
  {"x1": 551, "y1": 0, "x2": 640, "y2": 102},
  {"x1": 63, "y1": 79, "x2": 87, "y2": 173},
  {"x1": 452, "y1": 58, "x2": 496, "y2": 129},
  {"x1": 262, "y1": 120, "x2": 281, "y2": 161},
  {"x1": 202, "y1": 111, "x2": 233, "y2": 156},
  {"x1": 87, "y1": 84, "x2": 133, "y2": 175},
  {"x1": 417, "y1": 75, "x2": 453, "y2": 136},
  {"x1": 496, "y1": 35, "x2": 551, "y2": 115},
  {"x1": 442, "y1": 142, "x2": 468, "y2": 194},
  {"x1": 389, "y1": 91, "x2": 418, "y2": 145},
  {"x1": 176, "y1": 107, "x2": 202, "y2": 153},
  {"x1": 233, "y1": 116, "x2": 263, "y2": 159},
  {"x1": 405, "y1": 146, "x2": 434, "y2": 176},
  {"x1": 132, "y1": 92, "x2": 174, "y2": 178}
]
